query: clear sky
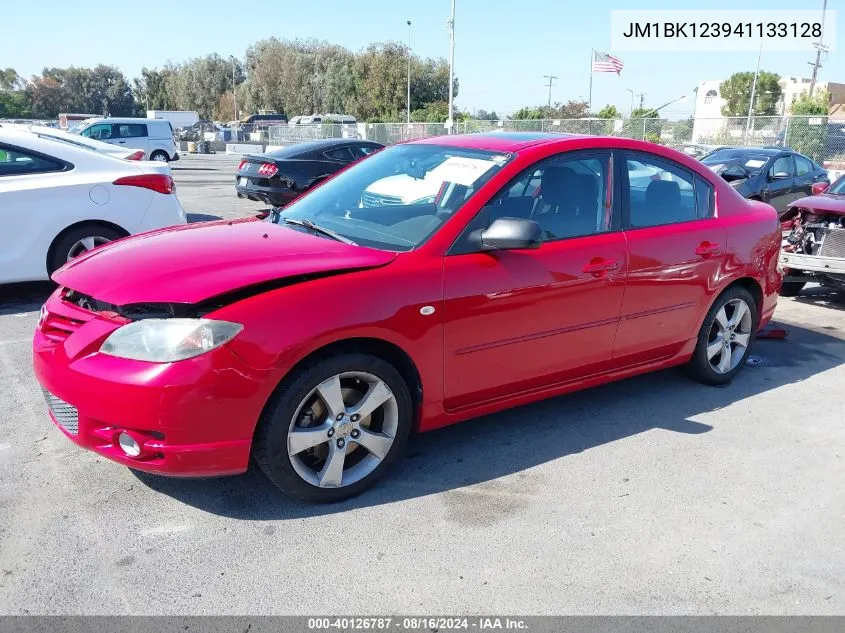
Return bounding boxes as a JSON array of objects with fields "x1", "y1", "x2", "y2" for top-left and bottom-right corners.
[{"x1": 5, "y1": 0, "x2": 839, "y2": 118}]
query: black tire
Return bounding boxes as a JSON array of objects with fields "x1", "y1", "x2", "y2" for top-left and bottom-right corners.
[
  {"x1": 779, "y1": 281, "x2": 806, "y2": 297},
  {"x1": 687, "y1": 286, "x2": 759, "y2": 386},
  {"x1": 253, "y1": 353, "x2": 413, "y2": 503},
  {"x1": 48, "y1": 224, "x2": 126, "y2": 275},
  {"x1": 149, "y1": 150, "x2": 169, "y2": 162}
]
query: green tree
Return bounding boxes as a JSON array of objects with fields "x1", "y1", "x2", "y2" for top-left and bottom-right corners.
[
  {"x1": 0, "y1": 90, "x2": 31, "y2": 118},
  {"x1": 0, "y1": 68, "x2": 23, "y2": 90},
  {"x1": 719, "y1": 71, "x2": 782, "y2": 117},
  {"x1": 787, "y1": 90, "x2": 830, "y2": 161},
  {"x1": 24, "y1": 76, "x2": 66, "y2": 118},
  {"x1": 596, "y1": 104, "x2": 620, "y2": 119},
  {"x1": 512, "y1": 100, "x2": 590, "y2": 120},
  {"x1": 474, "y1": 109, "x2": 499, "y2": 121}
]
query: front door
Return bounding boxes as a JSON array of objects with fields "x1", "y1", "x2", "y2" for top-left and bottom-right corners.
[
  {"x1": 764, "y1": 154, "x2": 797, "y2": 214},
  {"x1": 612, "y1": 150, "x2": 726, "y2": 363},
  {"x1": 442, "y1": 150, "x2": 628, "y2": 410}
]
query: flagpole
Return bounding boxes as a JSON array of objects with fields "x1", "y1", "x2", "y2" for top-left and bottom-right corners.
[{"x1": 588, "y1": 48, "x2": 593, "y2": 112}]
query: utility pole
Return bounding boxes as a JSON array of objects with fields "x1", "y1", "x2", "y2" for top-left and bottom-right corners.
[
  {"x1": 231, "y1": 56, "x2": 238, "y2": 121},
  {"x1": 637, "y1": 92, "x2": 646, "y2": 111},
  {"x1": 543, "y1": 75, "x2": 558, "y2": 108},
  {"x1": 625, "y1": 88, "x2": 634, "y2": 118},
  {"x1": 809, "y1": 0, "x2": 829, "y2": 97},
  {"x1": 745, "y1": 39, "x2": 763, "y2": 141},
  {"x1": 446, "y1": 0, "x2": 455, "y2": 133},
  {"x1": 407, "y1": 20, "x2": 412, "y2": 124}
]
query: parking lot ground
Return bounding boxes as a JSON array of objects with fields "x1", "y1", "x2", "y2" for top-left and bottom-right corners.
[{"x1": 0, "y1": 155, "x2": 843, "y2": 615}]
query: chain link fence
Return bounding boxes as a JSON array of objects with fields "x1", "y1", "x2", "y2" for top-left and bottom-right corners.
[{"x1": 267, "y1": 116, "x2": 845, "y2": 166}]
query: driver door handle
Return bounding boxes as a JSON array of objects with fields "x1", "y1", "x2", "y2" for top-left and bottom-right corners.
[
  {"x1": 695, "y1": 242, "x2": 723, "y2": 257},
  {"x1": 582, "y1": 258, "x2": 619, "y2": 276}
]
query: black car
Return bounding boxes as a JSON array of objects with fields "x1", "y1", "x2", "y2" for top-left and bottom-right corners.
[
  {"x1": 700, "y1": 147, "x2": 829, "y2": 215},
  {"x1": 235, "y1": 139, "x2": 384, "y2": 207}
]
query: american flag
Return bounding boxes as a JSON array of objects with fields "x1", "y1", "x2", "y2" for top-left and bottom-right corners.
[{"x1": 592, "y1": 50, "x2": 624, "y2": 75}]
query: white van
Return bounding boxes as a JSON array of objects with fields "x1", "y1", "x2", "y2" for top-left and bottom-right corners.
[{"x1": 72, "y1": 117, "x2": 178, "y2": 162}]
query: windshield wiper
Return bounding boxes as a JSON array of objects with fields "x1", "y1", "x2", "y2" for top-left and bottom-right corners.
[{"x1": 281, "y1": 217, "x2": 357, "y2": 245}]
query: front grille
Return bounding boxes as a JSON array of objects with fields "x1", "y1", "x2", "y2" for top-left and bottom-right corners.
[
  {"x1": 361, "y1": 191, "x2": 403, "y2": 207},
  {"x1": 819, "y1": 228, "x2": 845, "y2": 259},
  {"x1": 42, "y1": 390, "x2": 79, "y2": 436}
]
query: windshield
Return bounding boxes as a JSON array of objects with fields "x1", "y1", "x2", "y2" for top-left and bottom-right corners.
[
  {"x1": 702, "y1": 151, "x2": 770, "y2": 173},
  {"x1": 828, "y1": 176, "x2": 845, "y2": 195},
  {"x1": 273, "y1": 144, "x2": 512, "y2": 251}
]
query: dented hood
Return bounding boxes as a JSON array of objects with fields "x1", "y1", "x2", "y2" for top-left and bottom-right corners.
[
  {"x1": 53, "y1": 219, "x2": 397, "y2": 305},
  {"x1": 788, "y1": 193, "x2": 845, "y2": 216}
]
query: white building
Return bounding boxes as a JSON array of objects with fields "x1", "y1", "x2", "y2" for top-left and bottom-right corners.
[{"x1": 690, "y1": 77, "x2": 835, "y2": 143}]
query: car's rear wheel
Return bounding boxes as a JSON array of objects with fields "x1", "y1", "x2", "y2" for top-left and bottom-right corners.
[
  {"x1": 48, "y1": 224, "x2": 126, "y2": 274},
  {"x1": 779, "y1": 281, "x2": 806, "y2": 297},
  {"x1": 149, "y1": 150, "x2": 169, "y2": 162},
  {"x1": 687, "y1": 286, "x2": 758, "y2": 385},
  {"x1": 253, "y1": 353, "x2": 413, "y2": 503}
]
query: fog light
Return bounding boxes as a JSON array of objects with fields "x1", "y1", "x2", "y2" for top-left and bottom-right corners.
[{"x1": 118, "y1": 432, "x2": 141, "y2": 457}]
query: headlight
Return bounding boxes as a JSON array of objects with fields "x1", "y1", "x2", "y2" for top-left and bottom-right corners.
[{"x1": 100, "y1": 318, "x2": 243, "y2": 362}]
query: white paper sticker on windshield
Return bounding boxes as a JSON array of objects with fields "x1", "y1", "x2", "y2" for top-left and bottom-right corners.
[
  {"x1": 745, "y1": 159, "x2": 766, "y2": 168},
  {"x1": 431, "y1": 157, "x2": 498, "y2": 186}
]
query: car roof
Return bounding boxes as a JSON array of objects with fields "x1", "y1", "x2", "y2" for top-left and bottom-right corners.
[
  {"x1": 703, "y1": 147, "x2": 786, "y2": 157},
  {"x1": 412, "y1": 132, "x2": 587, "y2": 152},
  {"x1": 264, "y1": 138, "x2": 380, "y2": 159}
]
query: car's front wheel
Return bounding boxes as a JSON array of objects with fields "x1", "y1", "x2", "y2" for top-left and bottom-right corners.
[
  {"x1": 687, "y1": 286, "x2": 758, "y2": 385},
  {"x1": 149, "y1": 150, "x2": 169, "y2": 162},
  {"x1": 253, "y1": 353, "x2": 413, "y2": 503},
  {"x1": 48, "y1": 224, "x2": 126, "y2": 274}
]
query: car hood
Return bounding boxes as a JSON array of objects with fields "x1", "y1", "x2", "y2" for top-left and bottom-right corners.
[
  {"x1": 788, "y1": 193, "x2": 845, "y2": 216},
  {"x1": 52, "y1": 219, "x2": 397, "y2": 305}
]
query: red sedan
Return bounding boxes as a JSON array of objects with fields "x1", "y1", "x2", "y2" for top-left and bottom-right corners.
[{"x1": 33, "y1": 133, "x2": 783, "y2": 502}]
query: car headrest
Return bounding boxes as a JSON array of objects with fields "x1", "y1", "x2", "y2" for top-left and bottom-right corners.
[
  {"x1": 646, "y1": 179, "x2": 681, "y2": 209},
  {"x1": 540, "y1": 165, "x2": 578, "y2": 206}
]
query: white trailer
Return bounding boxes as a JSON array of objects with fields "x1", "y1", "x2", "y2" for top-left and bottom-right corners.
[{"x1": 146, "y1": 110, "x2": 200, "y2": 130}]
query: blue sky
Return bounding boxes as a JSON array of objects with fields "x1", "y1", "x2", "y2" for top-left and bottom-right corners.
[{"x1": 8, "y1": 0, "x2": 838, "y2": 118}]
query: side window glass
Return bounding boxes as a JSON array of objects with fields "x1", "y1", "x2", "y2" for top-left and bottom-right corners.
[
  {"x1": 0, "y1": 147, "x2": 64, "y2": 176},
  {"x1": 324, "y1": 147, "x2": 354, "y2": 161},
  {"x1": 118, "y1": 124, "x2": 147, "y2": 138},
  {"x1": 625, "y1": 154, "x2": 696, "y2": 227},
  {"x1": 455, "y1": 152, "x2": 610, "y2": 249},
  {"x1": 795, "y1": 155, "x2": 812, "y2": 176},
  {"x1": 770, "y1": 155, "x2": 794, "y2": 177},
  {"x1": 695, "y1": 176, "x2": 714, "y2": 219},
  {"x1": 81, "y1": 124, "x2": 113, "y2": 140}
]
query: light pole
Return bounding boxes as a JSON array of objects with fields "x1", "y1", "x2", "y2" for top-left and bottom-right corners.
[
  {"x1": 745, "y1": 39, "x2": 764, "y2": 141},
  {"x1": 231, "y1": 56, "x2": 238, "y2": 122},
  {"x1": 446, "y1": 0, "x2": 455, "y2": 133},
  {"x1": 625, "y1": 88, "x2": 634, "y2": 118},
  {"x1": 407, "y1": 20, "x2": 412, "y2": 124}
]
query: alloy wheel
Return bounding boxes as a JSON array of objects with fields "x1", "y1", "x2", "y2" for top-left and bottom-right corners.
[
  {"x1": 66, "y1": 236, "x2": 111, "y2": 262},
  {"x1": 287, "y1": 371, "x2": 399, "y2": 488},
  {"x1": 706, "y1": 298, "x2": 753, "y2": 374}
]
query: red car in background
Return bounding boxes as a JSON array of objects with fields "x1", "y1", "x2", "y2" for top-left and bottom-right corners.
[
  {"x1": 32, "y1": 133, "x2": 783, "y2": 503},
  {"x1": 780, "y1": 177, "x2": 845, "y2": 297}
]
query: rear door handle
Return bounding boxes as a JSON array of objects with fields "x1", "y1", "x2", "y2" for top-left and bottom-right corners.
[
  {"x1": 695, "y1": 242, "x2": 723, "y2": 257},
  {"x1": 582, "y1": 258, "x2": 619, "y2": 276}
]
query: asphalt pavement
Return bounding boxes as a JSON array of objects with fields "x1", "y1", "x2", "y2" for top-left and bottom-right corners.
[{"x1": 0, "y1": 153, "x2": 843, "y2": 615}]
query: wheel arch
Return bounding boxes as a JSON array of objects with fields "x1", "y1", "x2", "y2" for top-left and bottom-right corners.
[
  {"x1": 46, "y1": 220, "x2": 131, "y2": 274},
  {"x1": 707, "y1": 276, "x2": 764, "y2": 324},
  {"x1": 263, "y1": 336, "x2": 424, "y2": 433}
]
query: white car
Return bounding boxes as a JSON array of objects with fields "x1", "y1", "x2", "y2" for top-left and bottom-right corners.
[
  {"x1": 1, "y1": 123, "x2": 145, "y2": 160},
  {"x1": 0, "y1": 128, "x2": 187, "y2": 284},
  {"x1": 71, "y1": 117, "x2": 179, "y2": 162}
]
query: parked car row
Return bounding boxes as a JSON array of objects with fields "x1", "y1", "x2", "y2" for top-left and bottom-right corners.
[
  {"x1": 31, "y1": 132, "x2": 783, "y2": 503},
  {"x1": 0, "y1": 127, "x2": 185, "y2": 284}
]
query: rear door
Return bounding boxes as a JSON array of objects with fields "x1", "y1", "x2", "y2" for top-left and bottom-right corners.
[
  {"x1": 612, "y1": 150, "x2": 724, "y2": 364},
  {"x1": 793, "y1": 154, "x2": 825, "y2": 198}
]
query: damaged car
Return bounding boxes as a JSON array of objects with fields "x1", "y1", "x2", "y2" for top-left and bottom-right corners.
[
  {"x1": 32, "y1": 133, "x2": 782, "y2": 503},
  {"x1": 701, "y1": 147, "x2": 828, "y2": 216},
  {"x1": 779, "y1": 177, "x2": 845, "y2": 297}
]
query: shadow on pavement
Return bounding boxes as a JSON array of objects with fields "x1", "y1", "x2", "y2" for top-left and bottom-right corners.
[
  {"x1": 793, "y1": 285, "x2": 845, "y2": 312},
  {"x1": 187, "y1": 213, "x2": 223, "y2": 223},
  {"x1": 133, "y1": 320, "x2": 845, "y2": 520},
  {"x1": 0, "y1": 281, "x2": 54, "y2": 315}
]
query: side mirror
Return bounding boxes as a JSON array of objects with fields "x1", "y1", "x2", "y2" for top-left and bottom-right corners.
[
  {"x1": 769, "y1": 171, "x2": 791, "y2": 180},
  {"x1": 476, "y1": 217, "x2": 543, "y2": 251},
  {"x1": 812, "y1": 181, "x2": 830, "y2": 195}
]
